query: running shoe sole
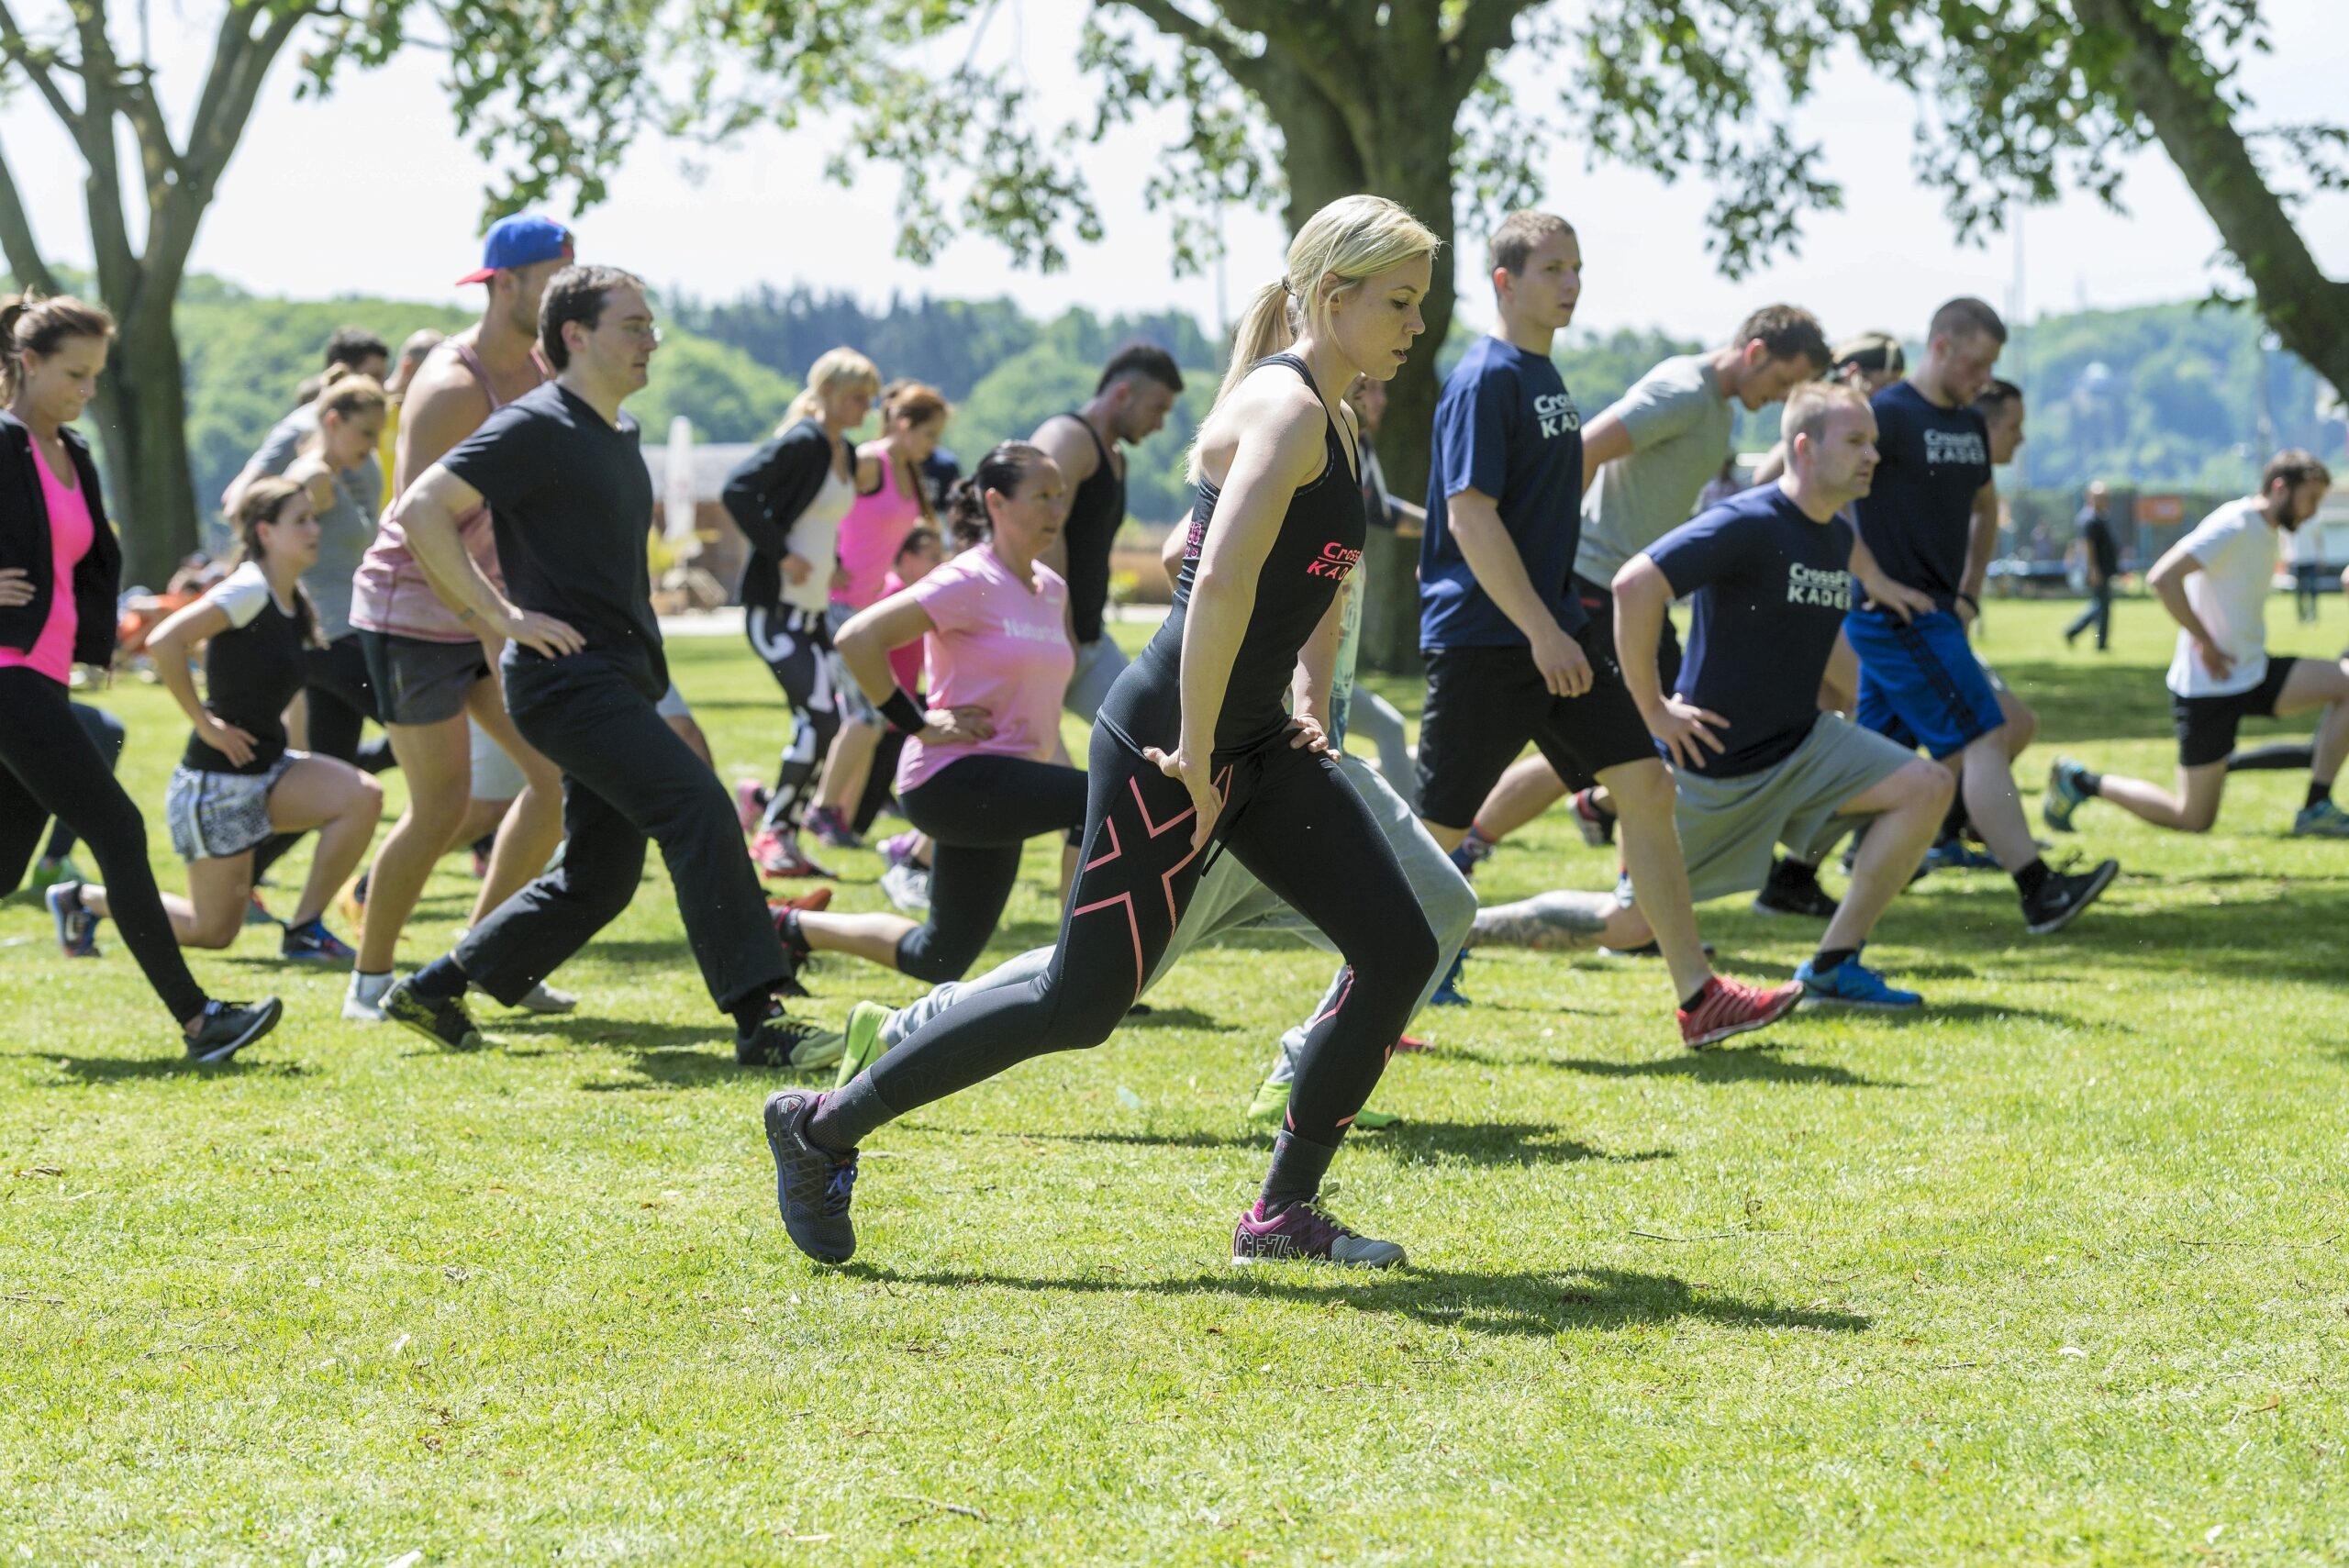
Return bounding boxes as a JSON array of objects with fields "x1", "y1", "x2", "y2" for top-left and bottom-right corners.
[{"x1": 2024, "y1": 859, "x2": 2121, "y2": 935}]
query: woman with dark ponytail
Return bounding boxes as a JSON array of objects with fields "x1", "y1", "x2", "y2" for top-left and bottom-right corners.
[
  {"x1": 0, "y1": 293, "x2": 284, "y2": 1062},
  {"x1": 769, "y1": 440, "x2": 1089, "y2": 990}
]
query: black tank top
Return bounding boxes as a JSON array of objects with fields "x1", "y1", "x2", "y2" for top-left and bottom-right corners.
[
  {"x1": 1049, "y1": 412, "x2": 1122, "y2": 646},
  {"x1": 1097, "y1": 354, "x2": 1363, "y2": 757},
  {"x1": 182, "y1": 572, "x2": 309, "y2": 776}
]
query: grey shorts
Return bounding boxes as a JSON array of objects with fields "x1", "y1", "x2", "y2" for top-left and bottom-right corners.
[
  {"x1": 166, "y1": 752, "x2": 301, "y2": 862},
  {"x1": 360, "y1": 629, "x2": 489, "y2": 726},
  {"x1": 655, "y1": 681, "x2": 693, "y2": 721},
  {"x1": 1063, "y1": 635, "x2": 1131, "y2": 722},
  {"x1": 1668, "y1": 716, "x2": 1914, "y2": 905},
  {"x1": 823, "y1": 602, "x2": 881, "y2": 727},
  {"x1": 468, "y1": 717, "x2": 525, "y2": 802}
]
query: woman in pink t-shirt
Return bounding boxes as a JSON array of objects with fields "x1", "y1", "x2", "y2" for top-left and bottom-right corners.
[
  {"x1": 805, "y1": 381, "x2": 950, "y2": 851},
  {"x1": 0, "y1": 292, "x2": 282, "y2": 1061},
  {"x1": 774, "y1": 441, "x2": 1085, "y2": 986}
]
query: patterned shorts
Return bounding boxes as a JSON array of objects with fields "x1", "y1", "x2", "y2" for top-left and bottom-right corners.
[{"x1": 165, "y1": 752, "x2": 301, "y2": 862}]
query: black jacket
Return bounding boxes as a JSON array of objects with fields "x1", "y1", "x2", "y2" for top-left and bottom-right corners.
[
  {"x1": 0, "y1": 412, "x2": 120, "y2": 668},
  {"x1": 722, "y1": 418, "x2": 837, "y2": 613}
]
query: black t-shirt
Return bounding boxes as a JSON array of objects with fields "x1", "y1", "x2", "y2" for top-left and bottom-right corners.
[
  {"x1": 2077, "y1": 507, "x2": 2119, "y2": 577},
  {"x1": 1050, "y1": 412, "x2": 1124, "y2": 646},
  {"x1": 440, "y1": 381, "x2": 665, "y2": 697},
  {"x1": 1852, "y1": 380, "x2": 1991, "y2": 609},
  {"x1": 1101, "y1": 357, "x2": 1364, "y2": 756},
  {"x1": 1645, "y1": 485, "x2": 1854, "y2": 777},
  {"x1": 182, "y1": 562, "x2": 308, "y2": 775}
]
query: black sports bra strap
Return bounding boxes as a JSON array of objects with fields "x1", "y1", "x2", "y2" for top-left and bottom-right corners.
[{"x1": 1251, "y1": 353, "x2": 1358, "y2": 484}]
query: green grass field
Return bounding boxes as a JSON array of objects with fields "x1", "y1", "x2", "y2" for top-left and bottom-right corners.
[{"x1": 5, "y1": 596, "x2": 2346, "y2": 1564}]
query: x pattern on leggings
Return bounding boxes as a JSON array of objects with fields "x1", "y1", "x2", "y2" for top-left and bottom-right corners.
[{"x1": 1070, "y1": 764, "x2": 1233, "y2": 1005}]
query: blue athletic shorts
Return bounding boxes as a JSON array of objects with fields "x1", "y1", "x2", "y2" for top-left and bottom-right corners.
[{"x1": 1845, "y1": 606, "x2": 2006, "y2": 760}]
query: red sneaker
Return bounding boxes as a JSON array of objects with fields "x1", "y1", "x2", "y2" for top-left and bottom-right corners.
[
  {"x1": 1570, "y1": 788, "x2": 1617, "y2": 848},
  {"x1": 1676, "y1": 976, "x2": 1802, "y2": 1050},
  {"x1": 1393, "y1": 1033, "x2": 1431, "y2": 1053},
  {"x1": 751, "y1": 828, "x2": 833, "y2": 880},
  {"x1": 770, "y1": 886, "x2": 833, "y2": 915}
]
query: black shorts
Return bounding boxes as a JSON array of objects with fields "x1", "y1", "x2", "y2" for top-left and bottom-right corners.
[
  {"x1": 1417, "y1": 626, "x2": 1658, "y2": 828},
  {"x1": 1571, "y1": 573, "x2": 1682, "y2": 695},
  {"x1": 359, "y1": 629, "x2": 491, "y2": 726},
  {"x1": 2173, "y1": 657, "x2": 2297, "y2": 768}
]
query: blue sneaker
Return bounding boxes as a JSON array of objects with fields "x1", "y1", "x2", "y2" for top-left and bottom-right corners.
[
  {"x1": 2043, "y1": 757, "x2": 2090, "y2": 833},
  {"x1": 1923, "y1": 837, "x2": 2001, "y2": 872},
  {"x1": 44, "y1": 881, "x2": 101, "y2": 958},
  {"x1": 1796, "y1": 955, "x2": 1922, "y2": 1010},
  {"x1": 2292, "y1": 798, "x2": 2349, "y2": 839},
  {"x1": 1428, "y1": 951, "x2": 1470, "y2": 1006},
  {"x1": 281, "y1": 917, "x2": 357, "y2": 964},
  {"x1": 1447, "y1": 831, "x2": 1492, "y2": 879}
]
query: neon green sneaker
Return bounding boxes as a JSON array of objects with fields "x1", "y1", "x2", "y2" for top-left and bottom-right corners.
[
  {"x1": 832, "y1": 999, "x2": 893, "y2": 1089},
  {"x1": 27, "y1": 855, "x2": 82, "y2": 895},
  {"x1": 1245, "y1": 1076, "x2": 1399, "y2": 1130}
]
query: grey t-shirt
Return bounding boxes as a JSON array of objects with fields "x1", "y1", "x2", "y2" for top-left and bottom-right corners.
[
  {"x1": 252, "y1": 406, "x2": 382, "y2": 640},
  {"x1": 1572, "y1": 354, "x2": 1732, "y2": 587}
]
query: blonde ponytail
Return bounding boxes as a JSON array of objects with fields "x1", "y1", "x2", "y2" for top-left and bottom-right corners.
[{"x1": 1193, "y1": 195, "x2": 1440, "y2": 480}]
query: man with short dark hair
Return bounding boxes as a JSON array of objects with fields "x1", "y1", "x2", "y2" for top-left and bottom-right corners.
[
  {"x1": 1418, "y1": 210, "x2": 1799, "y2": 1048},
  {"x1": 2065, "y1": 480, "x2": 2120, "y2": 650},
  {"x1": 1030, "y1": 339, "x2": 1186, "y2": 718},
  {"x1": 2047, "y1": 450, "x2": 2349, "y2": 840},
  {"x1": 1443, "y1": 304, "x2": 1835, "y2": 877},
  {"x1": 324, "y1": 327, "x2": 391, "y2": 384},
  {"x1": 1846, "y1": 297, "x2": 2119, "y2": 933},
  {"x1": 378, "y1": 267, "x2": 824, "y2": 1065}
]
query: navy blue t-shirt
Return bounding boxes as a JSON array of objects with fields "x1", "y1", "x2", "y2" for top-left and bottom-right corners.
[
  {"x1": 1646, "y1": 485, "x2": 1854, "y2": 777},
  {"x1": 1419, "y1": 335, "x2": 1584, "y2": 649},
  {"x1": 1851, "y1": 380, "x2": 1991, "y2": 609}
]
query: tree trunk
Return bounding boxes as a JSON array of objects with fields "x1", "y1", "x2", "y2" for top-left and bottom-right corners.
[
  {"x1": 2076, "y1": 0, "x2": 2349, "y2": 399},
  {"x1": 93, "y1": 309, "x2": 200, "y2": 586}
]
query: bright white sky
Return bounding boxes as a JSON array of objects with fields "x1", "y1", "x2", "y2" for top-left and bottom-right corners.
[{"x1": 3, "y1": 0, "x2": 2344, "y2": 347}]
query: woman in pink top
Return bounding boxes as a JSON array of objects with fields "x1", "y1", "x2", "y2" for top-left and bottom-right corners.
[
  {"x1": 806, "y1": 381, "x2": 950, "y2": 850},
  {"x1": 0, "y1": 292, "x2": 282, "y2": 1061},
  {"x1": 775, "y1": 441, "x2": 1085, "y2": 985}
]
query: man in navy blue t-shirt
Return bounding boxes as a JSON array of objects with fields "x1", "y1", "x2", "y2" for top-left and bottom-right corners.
[
  {"x1": 1416, "y1": 209, "x2": 1799, "y2": 1050},
  {"x1": 1844, "y1": 297, "x2": 2118, "y2": 934},
  {"x1": 1610, "y1": 383, "x2": 1954, "y2": 1008}
]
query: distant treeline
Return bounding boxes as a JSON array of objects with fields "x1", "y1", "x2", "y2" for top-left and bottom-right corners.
[{"x1": 150, "y1": 278, "x2": 2343, "y2": 538}]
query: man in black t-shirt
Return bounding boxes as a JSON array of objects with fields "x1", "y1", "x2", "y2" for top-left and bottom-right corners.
[
  {"x1": 1031, "y1": 340, "x2": 1186, "y2": 719},
  {"x1": 2064, "y1": 481, "x2": 2121, "y2": 650},
  {"x1": 378, "y1": 266, "x2": 825, "y2": 1067}
]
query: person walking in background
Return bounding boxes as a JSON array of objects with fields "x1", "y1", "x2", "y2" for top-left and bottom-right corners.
[
  {"x1": 805, "y1": 381, "x2": 950, "y2": 851},
  {"x1": 724, "y1": 346, "x2": 881, "y2": 880},
  {"x1": 2288, "y1": 512, "x2": 2323, "y2": 623},
  {"x1": 2065, "y1": 481, "x2": 2120, "y2": 650},
  {"x1": 0, "y1": 292, "x2": 283, "y2": 1062},
  {"x1": 1029, "y1": 341, "x2": 1186, "y2": 720}
]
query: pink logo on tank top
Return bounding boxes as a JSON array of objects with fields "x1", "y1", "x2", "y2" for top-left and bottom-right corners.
[{"x1": 1306, "y1": 542, "x2": 1361, "y2": 581}]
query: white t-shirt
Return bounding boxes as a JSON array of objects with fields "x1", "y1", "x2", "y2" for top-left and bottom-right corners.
[
  {"x1": 2165, "y1": 497, "x2": 2278, "y2": 699},
  {"x1": 781, "y1": 462, "x2": 858, "y2": 615}
]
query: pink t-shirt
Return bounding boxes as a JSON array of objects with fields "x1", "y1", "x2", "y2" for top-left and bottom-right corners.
[
  {"x1": 830, "y1": 453, "x2": 924, "y2": 612},
  {"x1": 896, "y1": 544, "x2": 1074, "y2": 794},
  {"x1": 879, "y1": 568, "x2": 926, "y2": 695},
  {"x1": 1, "y1": 440, "x2": 95, "y2": 684}
]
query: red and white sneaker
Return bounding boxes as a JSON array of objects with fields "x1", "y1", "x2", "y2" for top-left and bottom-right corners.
[
  {"x1": 1570, "y1": 788, "x2": 1617, "y2": 847},
  {"x1": 1232, "y1": 1198, "x2": 1405, "y2": 1268},
  {"x1": 734, "y1": 779, "x2": 768, "y2": 836},
  {"x1": 1676, "y1": 975, "x2": 1803, "y2": 1050},
  {"x1": 751, "y1": 828, "x2": 833, "y2": 880},
  {"x1": 1393, "y1": 1033, "x2": 1431, "y2": 1053},
  {"x1": 769, "y1": 886, "x2": 834, "y2": 916}
]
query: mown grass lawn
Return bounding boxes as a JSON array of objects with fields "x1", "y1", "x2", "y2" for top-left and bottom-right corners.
[{"x1": 4, "y1": 596, "x2": 2346, "y2": 1565}]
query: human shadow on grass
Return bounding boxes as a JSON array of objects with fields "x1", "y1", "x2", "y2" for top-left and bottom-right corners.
[
  {"x1": 930, "y1": 1120, "x2": 1672, "y2": 1168},
  {"x1": 1549, "y1": 1049, "x2": 1904, "y2": 1089},
  {"x1": 17, "y1": 1051, "x2": 314, "y2": 1084},
  {"x1": 844, "y1": 1262, "x2": 1867, "y2": 1338}
]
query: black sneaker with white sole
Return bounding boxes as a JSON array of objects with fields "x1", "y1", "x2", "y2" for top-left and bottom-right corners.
[
  {"x1": 2021, "y1": 858, "x2": 2120, "y2": 934},
  {"x1": 379, "y1": 976, "x2": 488, "y2": 1051},
  {"x1": 1752, "y1": 857, "x2": 1840, "y2": 919},
  {"x1": 184, "y1": 996, "x2": 284, "y2": 1063},
  {"x1": 737, "y1": 1001, "x2": 840, "y2": 1070}
]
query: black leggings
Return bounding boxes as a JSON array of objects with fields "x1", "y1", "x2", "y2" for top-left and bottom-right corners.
[
  {"x1": 0, "y1": 668, "x2": 207, "y2": 1021},
  {"x1": 895, "y1": 753, "x2": 1088, "y2": 983},
  {"x1": 41, "y1": 702, "x2": 127, "y2": 862},
  {"x1": 747, "y1": 603, "x2": 840, "y2": 835},
  {"x1": 252, "y1": 634, "x2": 391, "y2": 884},
  {"x1": 867, "y1": 723, "x2": 1439, "y2": 1146}
]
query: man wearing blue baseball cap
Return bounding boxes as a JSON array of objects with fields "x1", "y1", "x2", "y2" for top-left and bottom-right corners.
[{"x1": 343, "y1": 214, "x2": 580, "y2": 1025}]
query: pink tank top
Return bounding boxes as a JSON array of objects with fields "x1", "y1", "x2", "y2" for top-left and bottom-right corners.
[
  {"x1": 1, "y1": 439, "x2": 95, "y2": 684},
  {"x1": 830, "y1": 450, "x2": 925, "y2": 612},
  {"x1": 351, "y1": 339, "x2": 540, "y2": 642}
]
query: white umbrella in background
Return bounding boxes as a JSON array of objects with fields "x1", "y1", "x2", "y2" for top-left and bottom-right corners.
[{"x1": 663, "y1": 416, "x2": 697, "y2": 544}]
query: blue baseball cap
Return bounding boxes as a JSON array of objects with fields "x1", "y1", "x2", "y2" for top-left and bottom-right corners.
[{"x1": 456, "y1": 215, "x2": 574, "y2": 284}]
